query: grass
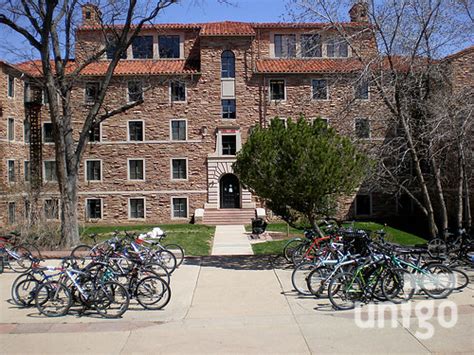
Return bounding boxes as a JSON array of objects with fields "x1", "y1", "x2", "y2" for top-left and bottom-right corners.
[
  {"x1": 250, "y1": 221, "x2": 427, "y2": 255},
  {"x1": 79, "y1": 224, "x2": 215, "y2": 256}
]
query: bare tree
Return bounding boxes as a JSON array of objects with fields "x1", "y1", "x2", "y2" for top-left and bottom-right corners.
[
  {"x1": 0, "y1": 0, "x2": 179, "y2": 246},
  {"x1": 287, "y1": 0, "x2": 474, "y2": 238}
]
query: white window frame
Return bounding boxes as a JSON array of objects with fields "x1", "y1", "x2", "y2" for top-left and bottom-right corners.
[
  {"x1": 85, "y1": 198, "x2": 103, "y2": 220},
  {"x1": 24, "y1": 119, "x2": 30, "y2": 143},
  {"x1": 171, "y1": 196, "x2": 189, "y2": 219},
  {"x1": 221, "y1": 134, "x2": 238, "y2": 156},
  {"x1": 24, "y1": 160, "x2": 30, "y2": 182},
  {"x1": 7, "y1": 74, "x2": 15, "y2": 98},
  {"x1": 268, "y1": 78, "x2": 287, "y2": 102},
  {"x1": 7, "y1": 201, "x2": 16, "y2": 224},
  {"x1": 311, "y1": 79, "x2": 330, "y2": 101},
  {"x1": 7, "y1": 159, "x2": 15, "y2": 183},
  {"x1": 128, "y1": 197, "x2": 146, "y2": 220},
  {"x1": 127, "y1": 158, "x2": 146, "y2": 181},
  {"x1": 170, "y1": 157, "x2": 188, "y2": 181},
  {"x1": 126, "y1": 80, "x2": 144, "y2": 103},
  {"x1": 7, "y1": 117, "x2": 15, "y2": 141},
  {"x1": 170, "y1": 119, "x2": 188, "y2": 141},
  {"x1": 355, "y1": 193, "x2": 373, "y2": 217},
  {"x1": 169, "y1": 80, "x2": 187, "y2": 103},
  {"x1": 157, "y1": 33, "x2": 184, "y2": 59},
  {"x1": 311, "y1": 117, "x2": 329, "y2": 126},
  {"x1": 127, "y1": 120, "x2": 145, "y2": 142},
  {"x1": 84, "y1": 81, "x2": 100, "y2": 104},
  {"x1": 43, "y1": 160, "x2": 58, "y2": 182},
  {"x1": 85, "y1": 159, "x2": 103, "y2": 182},
  {"x1": 354, "y1": 118, "x2": 371, "y2": 140},
  {"x1": 44, "y1": 198, "x2": 60, "y2": 220},
  {"x1": 88, "y1": 122, "x2": 102, "y2": 143},
  {"x1": 43, "y1": 122, "x2": 54, "y2": 144},
  {"x1": 354, "y1": 78, "x2": 370, "y2": 101}
]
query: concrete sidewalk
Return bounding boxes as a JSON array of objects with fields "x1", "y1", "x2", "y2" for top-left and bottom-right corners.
[
  {"x1": 0, "y1": 256, "x2": 473, "y2": 354},
  {"x1": 211, "y1": 225, "x2": 253, "y2": 255}
]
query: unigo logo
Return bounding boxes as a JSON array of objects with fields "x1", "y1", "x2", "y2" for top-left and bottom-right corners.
[{"x1": 354, "y1": 300, "x2": 458, "y2": 339}]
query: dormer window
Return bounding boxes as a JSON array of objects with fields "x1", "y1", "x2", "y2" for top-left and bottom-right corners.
[
  {"x1": 106, "y1": 36, "x2": 127, "y2": 59},
  {"x1": 85, "y1": 11, "x2": 91, "y2": 20},
  {"x1": 327, "y1": 38, "x2": 348, "y2": 58},
  {"x1": 132, "y1": 36, "x2": 153, "y2": 59},
  {"x1": 158, "y1": 35, "x2": 180, "y2": 58},
  {"x1": 301, "y1": 34, "x2": 322, "y2": 57},
  {"x1": 274, "y1": 34, "x2": 296, "y2": 58}
]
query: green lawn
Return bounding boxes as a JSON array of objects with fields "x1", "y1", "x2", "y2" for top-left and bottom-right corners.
[
  {"x1": 250, "y1": 222, "x2": 426, "y2": 255},
  {"x1": 79, "y1": 224, "x2": 215, "y2": 256}
]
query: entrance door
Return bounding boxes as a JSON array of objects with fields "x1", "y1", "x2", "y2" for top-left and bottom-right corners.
[{"x1": 220, "y1": 174, "x2": 241, "y2": 209}]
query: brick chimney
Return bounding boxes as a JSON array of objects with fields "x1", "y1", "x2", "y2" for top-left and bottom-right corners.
[
  {"x1": 349, "y1": 1, "x2": 369, "y2": 23},
  {"x1": 82, "y1": 3, "x2": 102, "y2": 26}
]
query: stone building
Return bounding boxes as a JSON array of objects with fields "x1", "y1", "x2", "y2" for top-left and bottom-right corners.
[{"x1": 0, "y1": 3, "x2": 472, "y2": 226}]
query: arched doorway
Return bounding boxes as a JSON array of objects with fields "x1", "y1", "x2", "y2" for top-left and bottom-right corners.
[{"x1": 220, "y1": 174, "x2": 241, "y2": 209}]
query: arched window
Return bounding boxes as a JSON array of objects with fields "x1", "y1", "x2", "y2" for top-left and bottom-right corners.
[{"x1": 221, "y1": 50, "x2": 235, "y2": 78}]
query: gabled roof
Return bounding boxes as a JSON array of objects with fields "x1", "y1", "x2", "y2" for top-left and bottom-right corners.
[
  {"x1": 442, "y1": 45, "x2": 474, "y2": 62},
  {"x1": 15, "y1": 59, "x2": 199, "y2": 77},
  {"x1": 200, "y1": 21, "x2": 255, "y2": 36},
  {"x1": 255, "y1": 58, "x2": 362, "y2": 74}
]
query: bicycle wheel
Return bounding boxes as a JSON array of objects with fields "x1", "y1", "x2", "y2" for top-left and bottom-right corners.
[
  {"x1": 136, "y1": 276, "x2": 171, "y2": 310},
  {"x1": 0, "y1": 255, "x2": 4, "y2": 273},
  {"x1": 144, "y1": 262, "x2": 170, "y2": 285},
  {"x1": 291, "y1": 262, "x2": 315, "y2": 295},
  {"x1": 164, "y1": 244, "x2": 185, "y2": 267},
  {"x1": 15, "y1": 279, "x2": 40, "y2": 307},
  {"x1": 35, "y1": 281, "x2": 72, "y2": 317},
  {"x1": 421, "y1": 264, "x2": 454, "y2": 299},
  {"x1": 11, "y1": 273, "x2": 35, "y2": 305},
  {"x1": 283, "y1": 238, "x2": 303, "y2": 262},
  {"x1": 70, "y1": 245, "x2": 93, "y2": 267},
  {"x1": 328, "y1": 272, "x2": 362, "y2": 310},
  {"x1": 382, "y1": 268, "x2": 415, "y2": 303},
  {"x1": 9, "y1": 245, "x2": 33, "y2": 272},
  {"x1": 94, "y1": 281, "x2": 130, "y2": 319},
  {"x1": 451, "y1": 268, "x2": 469, "y2": 290},
  {"x1": 307, "y1": 265, "x2": 332, "y2": 297},
  {"x1": 153, "y1": 250, "x2": 177, "y2": 274},
  {"x1": 291, "y1": 243, "x2": 309, "y2": 265},
  {"x1": 428, "y1": 238, "x2": 447, "y2": 257}
]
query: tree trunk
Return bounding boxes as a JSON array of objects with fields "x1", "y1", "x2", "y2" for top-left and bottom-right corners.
[
  {"x1": 456, "y1": 150, "x2": 464, "y2": 229},
  {"x1": 60, "y1": 178, "x2": 80, "y2": 247},
  {"x1": 431, "y1": 157, "x2": 449, "y2": 239},
  {"x1": 463, "y1": 163, "x2": 471, "y2": 230}
]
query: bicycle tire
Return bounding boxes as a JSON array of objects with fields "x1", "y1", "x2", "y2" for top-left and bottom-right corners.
[
  {"x1": 381, "y1": 267, "x2": 415, "y2": 303},
  {"x1": 164, "y1": 244, "x2": 185, "y2": 267},
  {"x1": 291, "y1": 262, "x2": 315, "y2": 295},
  {"x1": 35, "y1": 281, "x2": 72, "y2": 317},
  {"x1": 94, "y1": 281, "x2": 130, "y2": 319},
  {"x1": 11, "y1": 272, "x2": 35, "y2": 305},
  {"x1": 291, "y1": 243, "x2": 309, "y2": 265},
  {"x1": 307, "y1": 265, "x2": 332, "y2": 297},
  {"x1": 15, "y1": 279, "x2": 40, "y2": 307},
  {"x1": 153, "y1": 250, "x2": 177, "y2": 274},
  {"x1": 421, "y1": 264, "x2": 454, "y2": 299},
  {"x1": 283, "y1": 238, "x2": 303, "y2": 262},
  {"x1": 0, "y1": 256, "x2": 3, "y2": 273},
  {"x1": 328, "y1": 272, "x2": 362, "y2": 310},
  {"x1": 451, "y1": 268, "x2": 469, "y2": 290},
  {"x1": 9, "y1": 245, "x2": 33, "y2": 273},
  {"x1": 136, "y1": 276, "x2": 171, "y2": 310}
]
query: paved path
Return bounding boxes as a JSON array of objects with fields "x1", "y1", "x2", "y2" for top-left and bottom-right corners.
[
  {"x1": 211, "y1": 225, "x2": 254, "y2": 255},
  {"x1": 1, "y1": 257, "x2": 473, "y2": 354}
]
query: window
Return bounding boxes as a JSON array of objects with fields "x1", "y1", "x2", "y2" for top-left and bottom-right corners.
[
  {"x1": 327, "y1": 39, "x2": 348, "y2": 58},
  {"x1": 222, "y1": 135, "x2": 237, "y2": 155},
  {"x1": 43, "y1": 122, "x2": 54, "y2": 143},
  {"x1": 86, "y1": 160, "x2": 101, "y2": 181},
  {"x1": 170, "y1": 81, "x2": 186, "y2": 102},
  {"x1": 89, "y1": 123, "x2": 101, "y2": 142},
  {"x1": 172, "y1": 159, "x2": 187, "y2": 180},
  {"x1": 24, "y1": 198, "x2": 30, "y2": 219},
  {"x1": 356, "y1": 194, "x2": 371, "y2": 216},
  {"x1": 172, "y1": 198, "x2": 188, "y2": 218},
  {"x1": 8, "y1": 202, "x2": 15, "y2": 224},
  {"x1": 128, "y1": 81, "x2": 143, "y2": 102},
  {"x1": 44, "y1": 161, "x2": 57, "y2": 182},
  {"x1": 7, "y1": 118, "x2": 14, "y2": 141},
  {"x1": 158, "y1": 35, "x2": 180, "y2": 58},
  {"x1": 24, "y1": 161, "x2": 30, "y2": 182},
  {"x1": 274, "y1": 34, "x2": 296, "y2": 58},
  {"x1": 106, "y1": 37, "x2": 127, "y2": 59},
  {"x1": 313, "y1": 117, "x2": 328, "y2": 126},
  {"x1": 132, "y1": 36, "x2": 153, "y2": 59},
  {"x1": 222, "y1": 99, "x2": 236, "y2": 119},
  {"x1": 221, "y1": 50, "x2": 235, "y2": 78},
  {"x1": 44, "y1": 199, "x2": 59, "y2": 220},
  {"x1": 171, "y1": 120, "x2": 186, "y2": 141},
  {"x1": 24, "y1": 119, "x2": 30, "y2": 143},
  {"x1": 8, "y1": 75, "x2": 14, "y2": 97},
  {"x1": 129, "y1": 198, "x2": 145, "y2": 219},
  {"x1": 86, "y1": 199, "x2": 102, "y2": 219},
  {"x1": 85, "y1": 82, "x2": 100, "y2": 104},
  {"x1": 269, "y1": 79, "x2": 285, "y2": 101},
  {"x1": 8, "y1": 160, "x2": 15, "y2": 183},
  {"x1": 128, "y1": 121, "x2": 144, "y2": 141},
  {"x1": 301, "y1": 34, "x2": 322, "y2": 57},
  {"x1": 355, "y1": 118, "x2": 370, "y2": 139},
  {"x1": 128, "y1": 159, "x2": 144, "y2": 180},
  {"x1": 355, "y1": 79, "x2": 369, "y2": 100},
  {"x1": 312, "y1": 79, "x2": 328, "y2": 100}
]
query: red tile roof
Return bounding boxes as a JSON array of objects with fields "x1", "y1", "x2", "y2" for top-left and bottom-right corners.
[
  {"x1": 200, "y1": 22, "x2": 256, "y2": 36},
  {"x1": 251, "y1": 22, "x2": 370, "y2": 29},
  {"x1": 442, "y1": 45, "x2": 474, "y2": 62},
  {"x1": 15, "y1": 59, "x2": 199, "y2": 77},
  {"x1": 77, "y1": 23, "x2": 201, "y2": 31},
  {"x1": 255, "y1": 59, "x2": 362, "y2": 74}
]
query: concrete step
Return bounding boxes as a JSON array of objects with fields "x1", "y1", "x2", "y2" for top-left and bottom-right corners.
[{"x1": 203, "y1": 209, "x2": 255, "y2": 226}]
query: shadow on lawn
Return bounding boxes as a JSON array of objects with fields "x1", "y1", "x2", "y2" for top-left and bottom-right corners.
[{"x1": 184, "y1": 255, "x2": 292, "y2": 271}]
